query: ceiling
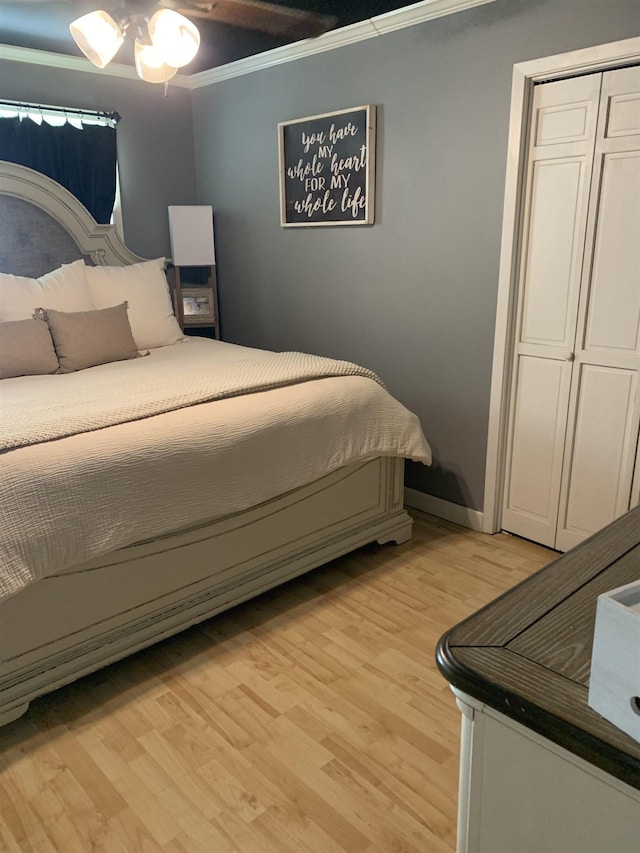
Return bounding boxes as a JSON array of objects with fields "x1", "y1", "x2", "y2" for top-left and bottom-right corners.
[{"x1": 0, "y1": 1, "x2": 414, "y2": 74}]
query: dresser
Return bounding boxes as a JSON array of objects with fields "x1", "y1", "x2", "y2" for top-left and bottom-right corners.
[{"x1": 437, "y1": 506, "x2": 640, "y2": 853}]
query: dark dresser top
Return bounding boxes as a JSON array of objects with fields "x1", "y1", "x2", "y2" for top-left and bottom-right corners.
[{"x1": 436, "y1": 505, "x2": 640, "y2": 789}]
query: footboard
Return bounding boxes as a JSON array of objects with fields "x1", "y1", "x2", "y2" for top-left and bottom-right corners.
[{"x1": 0, "y1": 456, "x2": 410, "y2": 726}]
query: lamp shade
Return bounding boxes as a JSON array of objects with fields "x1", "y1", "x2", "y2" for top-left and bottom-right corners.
[
  {"x1": 168, "y1": 206, "x2": 216, "y2": 266},
  {"x1": 148, "y1": 9, "x2": 200, "y2": 68},
  {"x1": 134, "y1": 39, "x2": 178, "y2": 84},
  {"x1": 69, "y1": 11, "x2": 124, "y2": 68}
]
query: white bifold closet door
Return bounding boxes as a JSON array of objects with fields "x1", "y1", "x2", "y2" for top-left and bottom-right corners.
[{"x1": 502, "y1": 65, "x2": 640, "y2": 551}]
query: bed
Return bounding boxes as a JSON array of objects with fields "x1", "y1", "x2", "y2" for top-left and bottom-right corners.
[{"x1": 0, "y1": 160, "x2": 432, "y2": 727}]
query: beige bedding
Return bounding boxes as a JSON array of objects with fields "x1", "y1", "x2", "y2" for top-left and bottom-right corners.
[
  {"x1": 0, "y1": 338, "x2": 432, "y2": 602},
  {"x1": 1, "y1": 347, "x2": 383, "y2": 451}
]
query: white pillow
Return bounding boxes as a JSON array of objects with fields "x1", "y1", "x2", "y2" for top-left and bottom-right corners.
[
  {"x1": 85, "y1": 258, "x2": 184, "y2": 350},
  {"x1": 0, "y1": 260, "x2": 96, "y2": 322}
]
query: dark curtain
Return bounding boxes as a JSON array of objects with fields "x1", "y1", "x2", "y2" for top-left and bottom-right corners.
[{"x1": 0, "y1": 117, "x2": 117, "y2": 224}]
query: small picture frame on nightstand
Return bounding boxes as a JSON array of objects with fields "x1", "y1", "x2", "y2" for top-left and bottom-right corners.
[{"x1": 181, "y1": 288, "x2": 215, "y2": 325}]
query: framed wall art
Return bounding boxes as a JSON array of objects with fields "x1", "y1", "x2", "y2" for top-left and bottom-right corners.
[{"x1": 278, "y1": 105, "x2": 376, "y2": 227}]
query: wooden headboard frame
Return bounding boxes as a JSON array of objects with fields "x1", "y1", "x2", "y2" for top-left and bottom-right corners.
[{"x1": 0, "y1": 160, "x2": 146, "y2": 273}]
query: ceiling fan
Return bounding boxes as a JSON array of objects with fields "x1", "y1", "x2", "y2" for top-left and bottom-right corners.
[
  {"x1": 62, "y1": 0, "x2": 337, "y2": 82},
  {"x1": 16, "y1": 0, "x2": 337, "y2": 84}
]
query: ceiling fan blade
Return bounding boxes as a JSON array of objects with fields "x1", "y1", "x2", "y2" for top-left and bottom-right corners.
[{"x1": 171, "y1": 0, "x2": 336, "y2": 39}]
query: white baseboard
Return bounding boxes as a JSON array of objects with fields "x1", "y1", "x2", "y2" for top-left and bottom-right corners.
[{"x1": 404, "y1": 488, "x2": 484, "y2": 532}]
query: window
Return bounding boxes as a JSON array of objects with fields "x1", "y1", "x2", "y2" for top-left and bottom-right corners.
[{"x1": 0, "y1": 101, "x2": 121, "y2": 228}]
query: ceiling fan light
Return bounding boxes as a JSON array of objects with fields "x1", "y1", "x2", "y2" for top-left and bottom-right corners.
[
  {"x1": 69, "y1": 10, "x2": 124, "y2": 68},
  {"x1": 134, "y1": 38, "x2": 178, "y2": 84},
  {"x1": 148, "y1": 9, "x2": 199, "y2": 69}
]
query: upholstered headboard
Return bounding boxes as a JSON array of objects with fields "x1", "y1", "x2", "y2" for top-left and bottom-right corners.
[{"x1": 0, "y1": 160, "x2": 146, "y2": 277}]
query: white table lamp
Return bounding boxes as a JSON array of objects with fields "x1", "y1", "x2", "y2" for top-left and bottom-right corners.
[{"x1": 168, "y1": 205, "x2": 215, "y2": 266}]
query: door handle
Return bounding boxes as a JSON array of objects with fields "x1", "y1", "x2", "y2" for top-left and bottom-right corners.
[{"x1": 565, "y1": 352, "x2": 575, "y2": 362}]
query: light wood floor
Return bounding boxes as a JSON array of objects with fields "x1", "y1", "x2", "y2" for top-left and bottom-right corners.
[{"x1": 0, "y1": 512, "x2": 555, "y2": 852}]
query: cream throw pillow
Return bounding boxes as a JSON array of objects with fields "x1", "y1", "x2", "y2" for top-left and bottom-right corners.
[
  {"x1": 85, "y1": 258, "x2": 184, "y2": 350},
  {"x1": 37, "y1": 303, "x2": 140, "y2": 373},
  {"x1": 0, "y1": 260, "x2": 96, "y2": 322},
  {"x1": 0, "y1": 317, "x2": 59, "y2": 379}
]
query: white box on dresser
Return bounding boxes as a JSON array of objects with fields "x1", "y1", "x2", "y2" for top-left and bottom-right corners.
[{"x1": 589, "y1": 580, "x2": 640, "y2": 744}]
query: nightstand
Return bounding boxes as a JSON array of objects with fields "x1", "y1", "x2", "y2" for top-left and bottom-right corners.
[{"x1": 172, "y1": 264, "x2": 220, "y2": 340}]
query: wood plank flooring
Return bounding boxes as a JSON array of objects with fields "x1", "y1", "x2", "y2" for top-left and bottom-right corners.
[{"x1": 0, "y1": 512, "x2": 555, "y2": 852}]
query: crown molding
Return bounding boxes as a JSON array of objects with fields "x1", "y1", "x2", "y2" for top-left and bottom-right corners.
[
  {"x1": 0, "y1": 0, "x2": 494, "y2": 90},
  {"x1": 189, "y1": 19, "x2": 379, "y2": 87},
  {"x1": 190, "y1": 0, "x2": 496, "y2": 88},
  {"x1": 0, "y1": 44, "x2": 191, "y2": 88}
]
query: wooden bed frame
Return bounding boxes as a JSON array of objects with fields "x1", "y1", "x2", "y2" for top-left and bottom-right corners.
[{"x1": 0, "y1": 161, "x2": 414, "y2": 727}]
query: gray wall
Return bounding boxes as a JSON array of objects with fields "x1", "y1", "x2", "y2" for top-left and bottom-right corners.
[
  {"x1": 0, "y1": 61, "x2": 198, "y2": 259},
  {"x1": 192, "y1": 0, "x2": 640, "y2": 511}
]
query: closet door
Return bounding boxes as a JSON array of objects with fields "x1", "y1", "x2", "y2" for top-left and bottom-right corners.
[
  {"x1": 555, "y1": 66, "x2": 640, "y2": 551},
  {"x1": 501, "y1": 74, "x2": 602, "y2": 548}
]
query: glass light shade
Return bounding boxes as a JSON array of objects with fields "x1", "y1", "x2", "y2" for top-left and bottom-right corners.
[
  {"x1": 69, "y1": 11, "x2": 124, "y2": 68},
  {"x1": 134, "y1": 39, "x2": 178, "y2": 84},
  {"x1": 148, "y1": 9, "x2": 199, "y2": 68}
]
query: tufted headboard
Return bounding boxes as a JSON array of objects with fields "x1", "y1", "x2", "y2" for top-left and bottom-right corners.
[{"x1": 0, "y1": 160, "x2": 146, "y2": 278}]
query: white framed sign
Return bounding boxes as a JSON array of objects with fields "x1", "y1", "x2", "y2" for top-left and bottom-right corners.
[{"x1": 278, "y1": 105, "x2": 376, "y2": 227}]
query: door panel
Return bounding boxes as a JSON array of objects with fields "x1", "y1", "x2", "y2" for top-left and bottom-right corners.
[
  {"x1": 556, "y1": 365, "x2": 638, "y2": 552},
  {"x1": 535, "y1": 100, "x2": 593, "y2": 145},
  {"x1": 521, "y1": 159, "x2": 589, "y2": 346},
  {"x1": 584, "y1": 152, "x2": 640, "y2": 353},
  {"x1": 605, "y1": 71, "x2": 640, "y2": 138},
  {"x1": 532, "y1": 76, "x2": 600, "y2": 147},
  {"x1": 502, "y1": 355, "x2": 572, "y2": 547}
]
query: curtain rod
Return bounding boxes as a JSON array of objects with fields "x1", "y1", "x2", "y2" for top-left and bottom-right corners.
[{"x1": 0, "y1": 100, "x2": 121, "y2": 125}]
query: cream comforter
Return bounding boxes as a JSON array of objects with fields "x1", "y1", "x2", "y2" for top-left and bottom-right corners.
[{"x1": 0, "y1": 338, "x2": 431, "y2": 602}]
